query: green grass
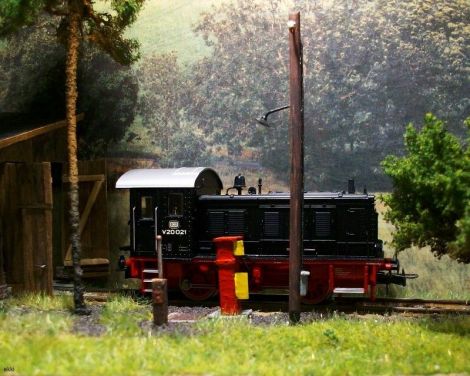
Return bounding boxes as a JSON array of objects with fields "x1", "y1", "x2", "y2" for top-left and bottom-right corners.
[
  {"x1": 125, "y1": 0, "x2": 221, "y2": 65},
  {"x1": 1, "y1": 295, "x2": 470, "y2": 375},
  {"x1": 100, "y1": 295, "x2": 151, "y2": 336},
  {"x1": 1, "y1": 292, "x2": 73, "y2": 312},
  {"x1": 388, "y1": 248, "x2": 470, "y2": 300}
]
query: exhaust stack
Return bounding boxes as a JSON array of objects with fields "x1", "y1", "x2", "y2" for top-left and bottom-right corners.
[{"x1": 348, "y1": 179, "x2": 355, "y2": 194}]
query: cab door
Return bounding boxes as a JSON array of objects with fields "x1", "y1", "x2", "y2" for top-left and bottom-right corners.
[
  {"x1": 131, "y1": 189, "x2": 192, "y2": 257},
  {"x1": 132, "y1": 190, "x2": 158, "y2": 255},
  {"x1": 160, "y1": 191, "x2": 192, "y2": 256}
]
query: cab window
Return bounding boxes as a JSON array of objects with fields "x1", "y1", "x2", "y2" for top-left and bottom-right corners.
[
  {"x1": 168, "y1": 193, "x2": 183, "y2": 216},
  {"x1": 141, "y1": 196, "x2": 154, "y2": 219}
]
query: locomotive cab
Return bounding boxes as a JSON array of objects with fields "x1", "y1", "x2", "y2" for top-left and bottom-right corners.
[{"x1": 116, "y1": 167, "x2": 223, "y2": 259}]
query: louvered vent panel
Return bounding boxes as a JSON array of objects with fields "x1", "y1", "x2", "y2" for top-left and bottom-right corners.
[
  {"x1": 315, "y1": 212, "x2": 331, "y2": 237},
  {"x1": 264, "y1": 212, "x2": 280, "y2": 238},
  {"x1": 208, "y1": 211, "x2": 225, "y2": 236},
  {"x1": 227, "y1": 210, "x2": 245, "y2": 235}
]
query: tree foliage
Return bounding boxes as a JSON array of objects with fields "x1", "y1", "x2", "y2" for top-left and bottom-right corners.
[
  {"x1": 382, "y1": 114, "x2": 470, "y2": 262},
  {"x1": 77, "y1": 47, "x2": 139, "y2": 157},
  {"x1": 0, "y1": 0, "x2": 144, "y2": 64},
  {"x1": 179, "y1": 0, "x2": 469, "y2": 190},
  {"x1": 182, "y1": 0, "x2": 290, "y2": 176},
  {"x1": 136, "y1": 52, "x2": 210, "y2": 166},
  {"x1": 0, "y1": 16, "x2": 66, "y2": 115},
  {"x1": 0, "y1": 19, "x2": 139, "y2": 158},
  {"x1": 163, "y1": 122, "x2": 211, "y2": 167},
  {"x1": 137, "y1": 52, "x2": 182, "y2": 150}
]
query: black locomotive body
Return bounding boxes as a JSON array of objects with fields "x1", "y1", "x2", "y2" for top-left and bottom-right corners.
[
  {"x1": 197, "y1": 193, "x2": 382, "y2": 259},
  {"x1": 117, "y1": 167, "x2": 406, "y2": 303}
]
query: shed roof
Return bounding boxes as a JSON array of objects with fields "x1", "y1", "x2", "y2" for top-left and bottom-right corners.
[
  {"x1": 0, "y1": 113, "x2": 84, "y2": 150},
  {"x1": 115, "y1": 167, "x2": 223, "y2": 189}
]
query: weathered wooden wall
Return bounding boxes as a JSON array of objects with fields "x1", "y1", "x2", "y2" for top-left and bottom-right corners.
[
  {"x1": 0, "y1": 152, "x2": 157, "y2": 291},
  {"x1": 0, "y1": 128, "x2": 67, "y2": 163},
  {"x1": 59, "y1": 160, "x2": 110, "y2": 277},
  {"x1": 0, "y1": 163, "x2": 53, "y2": 294},
  {"x1": 0, "y1": 214, "x2": 5, "y2": 287}
]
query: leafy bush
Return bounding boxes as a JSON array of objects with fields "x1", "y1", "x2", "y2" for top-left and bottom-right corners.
[{"x1": 381, "y1": 114, "x2": 470, "y2": 262}]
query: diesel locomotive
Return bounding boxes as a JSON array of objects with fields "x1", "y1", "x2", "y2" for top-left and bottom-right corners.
[{"x1": 116, "y1": 167, "x2": 409, "y2": 303}]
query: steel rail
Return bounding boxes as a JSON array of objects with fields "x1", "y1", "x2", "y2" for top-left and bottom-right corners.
[{"x1": 53, "y1": 284, "x2": 470, "y2": 315}]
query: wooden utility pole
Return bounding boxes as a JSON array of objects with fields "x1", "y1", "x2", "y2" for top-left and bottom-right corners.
[{"x1": 288, "y1": 11, "x2": 304, "y2": 324}]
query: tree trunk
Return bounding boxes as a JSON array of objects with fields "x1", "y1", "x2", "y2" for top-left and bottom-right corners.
[{"x1": 65, "y1": 9, "x2": 89, "y2": 315}]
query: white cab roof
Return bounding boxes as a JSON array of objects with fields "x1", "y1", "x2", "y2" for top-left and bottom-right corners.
[{"x1": 115, "y1": 167, "x2": 222, "y2": 189}]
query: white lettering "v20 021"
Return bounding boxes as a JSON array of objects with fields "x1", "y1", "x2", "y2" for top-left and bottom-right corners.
[{"x1": 162, "y1": 229, "x2": 187, "y2": 235}]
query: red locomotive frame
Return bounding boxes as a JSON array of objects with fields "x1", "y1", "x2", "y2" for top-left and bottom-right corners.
[{"x1": 125, "y1": 256, "x2": 399, "y2": 303}]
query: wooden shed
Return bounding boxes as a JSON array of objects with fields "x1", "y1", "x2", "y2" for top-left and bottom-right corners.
[{"x1": 0, "y1": 114, "x2": 110, "y2": 296}]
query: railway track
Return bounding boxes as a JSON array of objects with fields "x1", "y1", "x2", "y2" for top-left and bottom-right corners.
[
  {"x1": 163, "y1": 297, "x2": 470, "y2": 315},
  {"x1": 232, "y1": 296, "x2": 470, "y2": 315},
  {"x1": 54, "y1": 283, "x2": 470, "y2": 315},
  {"x1": 315, "y1": 297, "x2": 470, "y2": 315},
  {"x1": 91, "y1": 295, "x2": 470, "y2": 315}
]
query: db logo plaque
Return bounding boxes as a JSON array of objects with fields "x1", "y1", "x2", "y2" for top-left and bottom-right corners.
[
  {"x1": 169, "y1": 220, "x2": 180, "y2": 229},
  {"x1": 163, "y1": 220, "x2": 187, "y2": 235}
]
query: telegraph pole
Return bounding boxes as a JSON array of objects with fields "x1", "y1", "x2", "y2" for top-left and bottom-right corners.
[{"x1": 288, "y1": 11, "x2": 304, "y2": 324}]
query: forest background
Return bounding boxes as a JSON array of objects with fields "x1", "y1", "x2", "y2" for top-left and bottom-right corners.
[
  {"x1": 1, "y1": 0, "x2": 468, "y2": 191},
  {"x1": 0, "y1": 0, "x2": 469, "y2": 296}
]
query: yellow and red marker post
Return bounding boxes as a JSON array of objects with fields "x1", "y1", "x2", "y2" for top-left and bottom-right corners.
[{"x1": 213, "y1": 236, "x2": 249, "y2": 315}]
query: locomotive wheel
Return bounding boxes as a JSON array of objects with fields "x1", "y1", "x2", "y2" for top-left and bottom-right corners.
[
  {"x1": 179, "y1": 273, "x2": 218, "y2": 301},
  {"x1": 301, "y1": 280, "x2": 332, "y2": 304}
]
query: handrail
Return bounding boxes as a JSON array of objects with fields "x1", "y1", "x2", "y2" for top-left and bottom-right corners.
[{"x1": 132, "y1": 206, "x2": 136, "y2": 251}]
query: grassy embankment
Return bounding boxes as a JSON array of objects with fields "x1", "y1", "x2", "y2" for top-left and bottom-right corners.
[
  {"x1": 1, "y1": 294, "x2": 470, "y2": 375},
  {"x1": 375, "y1": 199, "x2": 470, "y2": 300},
  {"x1": 126, "y1": 0, "x2": 217, "y2": 65}
]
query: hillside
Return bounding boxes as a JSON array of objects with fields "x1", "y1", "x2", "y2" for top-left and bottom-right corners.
[{"x1": 126, "y1": 0, "x2": 221, "y2": 65}]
